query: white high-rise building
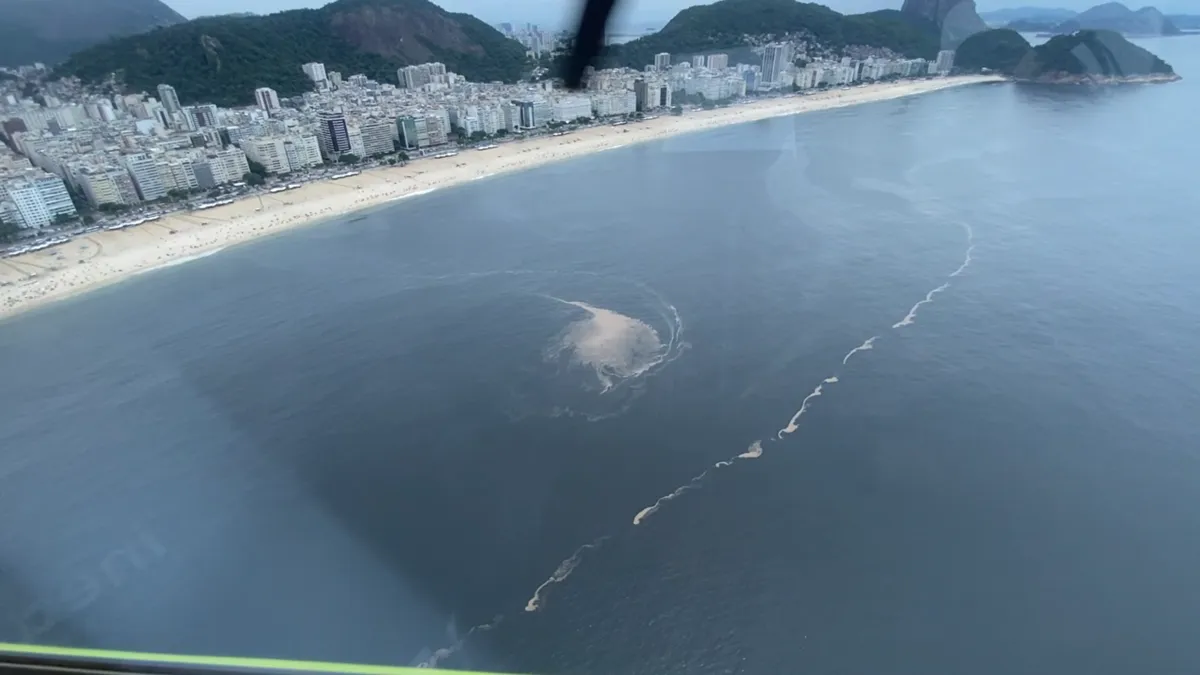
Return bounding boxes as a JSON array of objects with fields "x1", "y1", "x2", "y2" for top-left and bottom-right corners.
[
  {"x1": 162, "y1": 159, "x2": 200, "y2": 191},
  {"x1": 241, "y1": 138, "x2": 292, "y2": 174},
  {"x1": 654, "y1": 52, "x2": 671, "y2": 70},
  {"x1": 254, "y1": 87, "x2": 281, "y2": 112},
  {"x1": 284, "y1": 135, "x2": 323, "y2": 169},
  {"x1": 706, "y1": 53, "x2": 729, "y2": 70},
  {"x1": 761, "y1": 43, "x2": 793, "y2": 86},
  {"x1": 477, "y1": 105, "x2": 504, "y2": 135},
  {"x1": 796, "y1": 66, "x2": 821, "y2": 89},
  {"x1": 317, "y1": 111, "x2": 351, "y2": 158},
  {"x1": 398, "y1": 62, "x2": 449, "y2": 89},
  {"x1": 0, "y1": 171, "x2": 76, "y2": 229},
  {"x1": 185, "y1": 104, "x2": 219, "y2": 129},
  {"x1": 590, "y1": 91, "x2": 637, "y2": 117},
  {"x1": 553, "y1": 96, "x2": 593, "y2": 122},
  {"x1": 347, "y1": 125, "x2": 366, "y2": 158},
  {"x1": 396, "y1": 114, "x2": 449, "y2": 148},
  {"x1": 77, "y1": 167, "x2": 139, "y2": 207},
  {"x1": 302, "y1": 62, "x2": 327, "y2": 83},
  {"x1": 934, "y1": 50, "x2": 956, "y2": 74},
  {"x1": 123, "y1": 153, "x2": 168, "y2": 201},
  {"x1": 359, "y1": 120, "x2": 395, "y2": 157},
  {"x1": 205, "y1": 148, "x2": 251, "y2": 184},
  {"x1": 157, "y1": 84, "x2": 182, "y2": 115}
]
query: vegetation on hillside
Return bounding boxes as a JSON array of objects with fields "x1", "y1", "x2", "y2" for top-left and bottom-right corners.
[
  {"x1": 0, "y1": 0, "x2": 185, "y2": 67},
  {"x1": 54, "y1": 0, "x2": 527, "y2": 107},
  {"x1": 955, "y1": 27, "x2": 1175, "y2": 79},
  {"x1": 1017, "y1": 29, "x2": 1175, "y2": 78},
  {"x1": 0, "y1": 218, "x2": 20, "y2": 243},
  {"x1": 605, "y1": 0, "x2": 941, "y2": 70},
  {"x1": 954, "y1": 29, "x2": 1033, "y2": 74}
]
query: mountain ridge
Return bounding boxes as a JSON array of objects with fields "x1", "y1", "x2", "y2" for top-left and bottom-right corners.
[
  {"x1": 606, "y1": 0, "x2": 945, "y2": 69},
  {"x1": 1054, "y1": 2, "x2": 1181, "y2": 35},
  {"x1": 0, "y1": 0, "x2": 186, "y2": 67},
  {"x1": 53, "y1": 0, "x2": 527, "y2": 106},
  {"x1": 978, "y1": 6, "x2": 1077, "y2": 26},
  {"x1": 954, "y1": 26, "x2": 1178, "y2": 81}
]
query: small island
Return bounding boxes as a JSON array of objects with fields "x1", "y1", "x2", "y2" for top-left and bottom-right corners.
[
  {"x1": 955, "y1": 28, "x2": 1181, "y2": 84},
  {"x1": 985, "y1": 2, "x2": 1183, "y2": 37}
]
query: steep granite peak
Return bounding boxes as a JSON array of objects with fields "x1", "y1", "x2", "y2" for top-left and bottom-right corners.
[{"x1": 901, "y1": 0, "x2": 987, "y2": 45}]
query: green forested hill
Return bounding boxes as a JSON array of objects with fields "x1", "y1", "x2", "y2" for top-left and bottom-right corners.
[
  {"x1": 54, "y1": 0, "x2": 527, "y2": 106},
  {"x1": 0, "y1": 0, "x2": 185, "y2": 67},
  {"x1": 606, "y1": 0, "x2": 942, "y2": 69}
]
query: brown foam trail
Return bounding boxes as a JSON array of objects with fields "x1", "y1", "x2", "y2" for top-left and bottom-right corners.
[
  {"x1": 949, "y1": 223, "x2": 975, "y2": 278},
  {"x1": 778, "y1": 382, "x2": 831, "y2": 438},
  {"x1": 842, "y1": 336, "x2": 878, "y2": 365},
  {"x1": 894, "y1": 222, "x2": 975, "y2": 328},
  {"x1": 417, "y1": 229, "x2": 985, "y2": 659},
  {"x1": 524, "y1": 536, "x2": 609, "y2": 612},
  {"x1": 892, "y1": 283, "x2": 950, "y2": 328},
  {"x1": 738, "y1": 440, "x2": 764, "y2": 459},
  {"x1": 635, "y1": 440, "x2": 767, "y2": 525},
  {"x1": 633, "y1": 473, "x2": 709, "y2": 525},
  {"x1": 419, "y1": 615, "x2": 504, "y2": 668}
]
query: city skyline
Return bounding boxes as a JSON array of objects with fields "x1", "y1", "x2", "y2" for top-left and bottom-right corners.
[{"x1": 2, "y1": 29, "x2": 953, "y2": 236}]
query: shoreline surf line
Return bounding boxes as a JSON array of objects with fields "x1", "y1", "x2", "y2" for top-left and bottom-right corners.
[{"x1": 0, "y1": 76, "x2": 1004, "y2": 322}]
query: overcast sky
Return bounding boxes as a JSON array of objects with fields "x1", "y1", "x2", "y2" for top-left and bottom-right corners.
[{"x1": 167, "y1": 0, "x2": 1197, "y2": 28}]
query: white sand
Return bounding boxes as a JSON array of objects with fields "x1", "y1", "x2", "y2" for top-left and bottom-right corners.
[{"x1": 0, "y1": 75, "x2": 1003, "y2": 320}]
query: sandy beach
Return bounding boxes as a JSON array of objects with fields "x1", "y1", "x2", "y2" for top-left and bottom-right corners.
[{"x1": 0, "y1": 75, "x2": 1003, "y2": 319}]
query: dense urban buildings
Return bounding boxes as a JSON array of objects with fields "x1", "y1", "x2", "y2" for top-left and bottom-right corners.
[{"x1": 0, "y1": 37, "x2": 951, "y2": 232}]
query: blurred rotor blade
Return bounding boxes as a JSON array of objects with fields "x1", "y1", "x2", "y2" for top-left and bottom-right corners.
[{"x1": 564, "y1": 0, "x2": 620, "y2": 89}]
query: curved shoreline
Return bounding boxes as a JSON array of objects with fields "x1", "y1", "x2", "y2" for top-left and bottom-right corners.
[{"x1": 0, "y1": 75, "x2": 1004, "y2": 321}]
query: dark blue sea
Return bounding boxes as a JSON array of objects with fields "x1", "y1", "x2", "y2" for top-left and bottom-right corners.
[{"x1": 3, "y1": 38, "x2": 1200, "y2": 675}]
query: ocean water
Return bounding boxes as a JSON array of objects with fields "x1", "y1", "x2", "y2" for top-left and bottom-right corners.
[{"x1": 3, "y1": 39, "x2": 1200, "y2": 674}]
